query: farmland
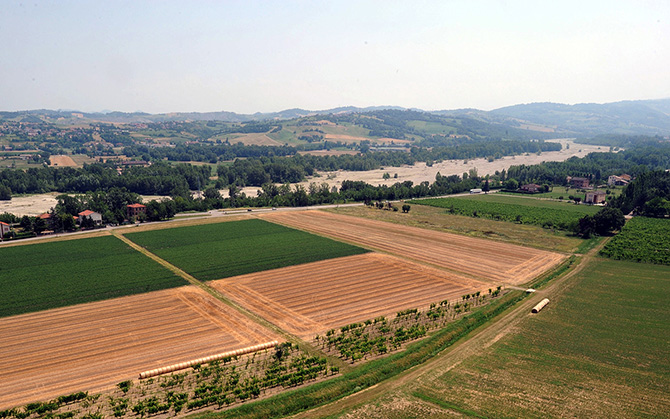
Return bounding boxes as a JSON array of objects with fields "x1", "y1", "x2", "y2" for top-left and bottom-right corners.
[
  {"x1": 123, "y1": 219, "x2": 368, "y2": 281},
  {"x1": 210, "y1": 253, "x2": 489, "y2": 339},
  {"x1": 402, "y1": 257, "x2": 670, "y2": 418},
  {"x1": 260, "y1": 211, "x2": 566, "y2": 285},
  {"x1": 0, "y1": 235, "x2": 185, "y2": 317},
  {"x1": 600, "y1": 216, "x2": 670, "y2": 264},
  {"x1": 411, "y1": 193, "x2": 599, "y2": 230},
  {"x1": 0, "y1": 286, "x2": 279, "y2": 410},
  {"x1": 325, "y1": 205, "x2": 585, "y2": 253}
]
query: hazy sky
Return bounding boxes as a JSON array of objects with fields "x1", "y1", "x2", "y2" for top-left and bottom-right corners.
[{"x1": 1, "y1": 1, "x2": 669, "y2": 114}]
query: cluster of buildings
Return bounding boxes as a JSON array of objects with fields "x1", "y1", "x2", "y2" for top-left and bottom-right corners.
[{"x1": 35, "y1": 204, "x2": 147, "y2": 231}]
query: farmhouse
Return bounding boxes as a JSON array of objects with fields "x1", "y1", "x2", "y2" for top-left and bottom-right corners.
[
  {"x1": 567, "y1": 176, "x2": 590, "y2": 188},
  {"x1": 520, "y1": 183, "x2": 541, "y2": 193},
  {"x1": 78, "y1": 210, "x2": 103, "y2": 226},
  {"x1": 0, "y1": 221, "x2": 11, "y2": 237},
  {"x1": 585, "y1": 191, "x2": 607, "y2": 204},
  {"x1": 608, "y1": 174, "x2": 632, "y2": 186},
  {"x1": 127, "y1": 203, "x2": 147, "y2": 219}
]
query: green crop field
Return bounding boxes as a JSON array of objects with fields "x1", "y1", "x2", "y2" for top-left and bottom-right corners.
[
  {"x1": 0, "y1": 236, "x2": 185, "y2": 317},
  {"x1": 409, "y1": 258, "x2": 670, "y2": 418},
  {"x1": 411, "y1": 194, "x2": 599, "y2": 230},
  {"x1": 600, "y1": 216, "x2": 670, "y2": 265},
  {"x1": 500, "y1": 187, "x2": 621, "y2": 200},
  {"x1": 123, "y1": 219, "x2": 369, "y2": 281}
]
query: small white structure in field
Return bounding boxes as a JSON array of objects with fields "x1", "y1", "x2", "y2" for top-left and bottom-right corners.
[
  {"x1": 525, "y1": 288, "x2": 536, "y2": 293},
  {"x1": 531, "y1": 298, "x2": 550, "y2": 313}
]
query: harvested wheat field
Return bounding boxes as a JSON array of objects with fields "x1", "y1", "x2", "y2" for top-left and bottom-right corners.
[
  {"x1": 211, "y1": 253, "x2": 488, "y2": 339},
  {"x1": 0, "y1": 286, "x2": 277, "y2": 410},
  {"x1": 259, "y1": 211, "x2": 565, "y2": 285},
  {"x1": 48, "y1": 154, "x2": 77, "y2": 167}
]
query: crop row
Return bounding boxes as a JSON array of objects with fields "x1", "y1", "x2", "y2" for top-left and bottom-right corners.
[
  {"x1": 0, "y1": 343, "x2": 335, "y2": 419},
  {"x1": 600, "y1": 217, "x2": 670, "y2": 265},
  {"x1": 316, "y1": 289, "x2": 501, "y2": 362},
  {"x1": 124, "y1": 219, "x2": 368, "y2": 281},
  {"x1": 412, "y1": 197, "x2": 596, "y2": 230},
  {"x1": 0, "y1": 236, "x2": 185, "y2": 317}
]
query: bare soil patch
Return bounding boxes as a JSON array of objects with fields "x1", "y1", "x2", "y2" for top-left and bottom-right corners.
[
  {"x1": 210, "y1": 253, "x2": 487, "y2": 339},
  {"x1": 298, "y1": 139, "x2": 606, "y2": 190},
  {"x1": 298, "y1": 150, "x2": 359, "y2": 156},
  {"x1": 324, "y1": 134, "x2": 411, "y2": 144},
  {"x1": 259, "y1": 211, "x2": 565, "y2": 285},
  {"x1": 0, "y1": 286, "x2": 277, "y2": 410},
  {"x1": 49, "y1": 155, "x2": 77, "y2": 167},
  {"x1": 229, "y1": 133, "x2": 281, "y2": 146},
  {"x1": 0, "y1": 192, "x2": 59, "y2": 217}
]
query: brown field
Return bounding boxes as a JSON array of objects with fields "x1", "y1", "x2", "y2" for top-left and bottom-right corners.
[
  {"x1": 324, "y1": 133, "x2": 411, "y2": 144},
  {"x1": 228, "y1": 133, "x2": 281, "y2": 146},
  {"x1": 0, "y1": 286, "x2": 277, "y2": 410},
  {"x1": 298, "y1": 149, "x2": 359, "y2": 156},
  {"x1": 49, "y1": 154, "x2": 77, "y2": 167},
  {"x1": 259, "y1": 211, "x2": 565, "y2": 285},
  {"x1": 211, "y1": 253, "x2": 488, "y2": 339}
]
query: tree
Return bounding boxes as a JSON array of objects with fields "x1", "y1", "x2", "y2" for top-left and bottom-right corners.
[
  {"x1": 504, "y1": 178, "x2": 519, "y2": 190},
  {"x1": 0, "y1": 185, "x2": 11, "y2": 201},
  {"x1": 575, "y1": 215, "x2": 597, "y2": 238},
  {"x1": 20, "y1": 215, "x2": 34, "y2": 232},
  {"x1": 482, "y1": 176, "x2": 490, "y2": 194},
  {"x1": 33, "y1": 217, "x2": 47, "y2": 234},
  {"x1": 203, "y1": 187, "x2": 221, "y2": 200},
  {"x1": 402, "y1": 204, "x2": 411, "y2": 213},
  {"x1": 593, "y1": 207, "x2": 625, "y2": 235}
]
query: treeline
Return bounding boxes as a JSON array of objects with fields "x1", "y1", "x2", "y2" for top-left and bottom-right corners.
[
  {"x1": 214, "y1": 141, "x2": 561, "y2": 187},
  {"x1": 610, "y1": 170, "x2": 670, "y2": 216},
  {"x1": 122, "y1": 143, "x2": 297, "y2": 163},
  {"x1": 217, "y1": 175, "x2": 481, "y2": 209},
  {"x1": 505, "y1": 142, "x2": 670, "y2": 185},
  {"x1": 574, "y1": 135, "x2": 664, "y2": 148},
  {"x1": 0, "y1": 162, "x2": 211, "y2": 196}
]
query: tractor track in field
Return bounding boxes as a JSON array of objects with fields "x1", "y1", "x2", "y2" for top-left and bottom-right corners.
[
  {"x1": 290, "y1": 239, "x2": 609, "y2": 418},
  {"x1": 111, "y1": 231, "x2": 351, "y2": 371}
]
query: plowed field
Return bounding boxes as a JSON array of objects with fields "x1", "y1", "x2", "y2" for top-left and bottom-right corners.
[
  {"x1": 210, "y1": 253, "x2": 489, "y2": 339},
  {"x1": 259, "y1": 211, "x2": 565, "y2": 285},
  {"x1": 0, "y1": 286, "x2": 277, "y2": 410}
]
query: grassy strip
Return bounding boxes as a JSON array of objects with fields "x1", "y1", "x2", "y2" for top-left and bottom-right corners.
[
  {"x1": 528, "y1": 255, "x2": 576, "y2": 290},
  {"x1": 412, "y1": 391, "x2": 488, "y2": 418},
  {"x1": 574, "y1": 236, "x2": 602, "y2": 254},
  {"x1": 410, "y1": 196, "x2": 597, "y2": 231},
  {"x1": 190, "y1": 291, "x2": 526, "y2": 419}
]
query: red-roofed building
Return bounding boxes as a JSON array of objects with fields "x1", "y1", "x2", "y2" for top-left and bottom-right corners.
[
  {"x1": 0, "y1": 221, "x2": 10, "y2": 238},
  {"x1": 78, "y1": 209, "x2": 102, "y2": 226},
  {"x1": 37, "y1": 213, "x2": 51, "y2": 220},
  {"x1": 127, "y1": 203, "x2": 146, "y2": 219}
]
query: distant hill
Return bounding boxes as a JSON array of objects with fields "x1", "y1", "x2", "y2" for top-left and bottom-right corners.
[
  {"x1": 2, "y1": 99, "x2": 669, "y2": 137},
  {"x1": 489, "y1": 99, "x2": 670, "y2": 136}
]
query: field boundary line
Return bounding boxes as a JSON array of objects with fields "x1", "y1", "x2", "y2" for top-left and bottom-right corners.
[
  {"x1": 258, "y1": 213, "x2": 500, "y2": 285},
  {"x1": 289, "y1": 238, "x2": 611, "y2": 418},
  {"x1": 175, "y1": 291, "x2": 252, "y2": 345},
  {"x1": 111, "y1": 231, "x2": 351, "y2": 372}
]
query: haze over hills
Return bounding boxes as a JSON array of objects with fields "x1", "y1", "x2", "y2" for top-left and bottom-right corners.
[{"x1": 2, "y1": 98, "x2": 670, "y2": 137}]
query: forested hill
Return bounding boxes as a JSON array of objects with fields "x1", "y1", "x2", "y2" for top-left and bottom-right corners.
[
  {"x1": 3, "y1": 98, "x2": 669, "y2": 137},
  {"x1": 488, "y1": 99, "x2": 670, "y2": 136}
]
